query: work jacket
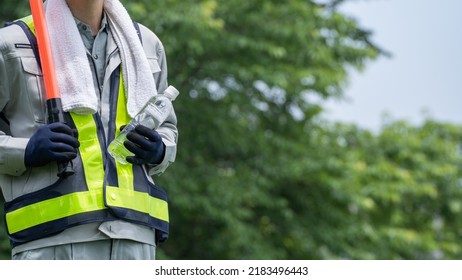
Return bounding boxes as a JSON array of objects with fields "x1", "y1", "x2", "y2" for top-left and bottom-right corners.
[{"x1": 0, "y1": 16, "x2": 178, "y2": 254}]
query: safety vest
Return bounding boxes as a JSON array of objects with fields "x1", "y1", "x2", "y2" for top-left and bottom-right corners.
[{"x1": 4, "y1": 16, "x2": 169, "y2": 246}]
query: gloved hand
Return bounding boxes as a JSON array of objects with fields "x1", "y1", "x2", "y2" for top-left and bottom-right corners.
[
  {"x1": 24, "y1": 122, "x2": 80, "y2": 167},
  {"x1": 124, "y1": 124, "x2": 165, "y2": 165}
]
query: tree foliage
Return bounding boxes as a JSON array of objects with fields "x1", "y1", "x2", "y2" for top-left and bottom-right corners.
[{"x1": 0, "y1": 0, "x2": 461, "y2": 260}]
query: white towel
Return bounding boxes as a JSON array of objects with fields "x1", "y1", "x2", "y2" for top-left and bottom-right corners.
[{"x1": 45, "y1": 0, "x2": 157, "y2": 117}]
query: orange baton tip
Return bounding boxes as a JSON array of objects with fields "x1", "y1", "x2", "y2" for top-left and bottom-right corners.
[{"x1": 29, "y1": 0, "x2": 60, "y2": 100}]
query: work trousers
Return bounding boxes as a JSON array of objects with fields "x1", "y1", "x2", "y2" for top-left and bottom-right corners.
[{"x1": 12, "y1": 239, "x2": 156, "y2": 260}]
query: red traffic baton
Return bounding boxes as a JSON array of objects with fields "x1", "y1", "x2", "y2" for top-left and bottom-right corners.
[{"x1": 30, "y1": 0, "x2": 75, "y2": 177}]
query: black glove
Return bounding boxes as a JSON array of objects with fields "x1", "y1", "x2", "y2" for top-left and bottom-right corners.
[
  {"x1": 24, "y1": 122, "x2": 80, "y2": 167},
  {"x1": 124, "y1": 124, "x2": 165, "y2": 165}
]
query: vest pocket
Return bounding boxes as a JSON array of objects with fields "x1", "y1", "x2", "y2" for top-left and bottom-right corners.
[{"x1": 20, "y1": 57, "x2": 46, "y2": 124}]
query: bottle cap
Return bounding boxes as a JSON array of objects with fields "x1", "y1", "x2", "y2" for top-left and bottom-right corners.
[{"x1": 163, "y1": 86, "x2": 180, "y2": 101}]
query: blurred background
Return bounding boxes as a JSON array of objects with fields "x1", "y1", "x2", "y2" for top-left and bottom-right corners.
[
  {"x1": 323, "y1": 0, "x2": 462, "y2": 132},
  {"x1": 0, "y1": 0, "x2": 461, "y2": 259}
]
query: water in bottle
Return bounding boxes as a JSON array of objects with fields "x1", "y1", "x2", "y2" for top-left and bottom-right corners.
[{"x1": 108, "y1": 85, "x2": 179, "y2": 164}]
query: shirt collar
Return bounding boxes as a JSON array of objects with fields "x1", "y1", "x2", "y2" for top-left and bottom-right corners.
[{"x1": 74, "y1": 12, "x2": 108, "y2": 37}]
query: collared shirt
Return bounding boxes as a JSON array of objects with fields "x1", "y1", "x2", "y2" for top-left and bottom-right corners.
[
  {"x1": 75, "y1": 14, "x2": 108, "y2": 94},
  {"x1": 10, "y1": 13, "x2": 159, "y2": 256}
]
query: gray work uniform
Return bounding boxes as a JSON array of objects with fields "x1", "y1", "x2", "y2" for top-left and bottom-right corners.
[{"x1": 0, "y1": 13, "x2": 178, "y2": 260}]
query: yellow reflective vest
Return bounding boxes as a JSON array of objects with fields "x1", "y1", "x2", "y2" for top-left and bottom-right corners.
[{"x1": 4, "y1": 17, "x2": 169, "y2": 245}]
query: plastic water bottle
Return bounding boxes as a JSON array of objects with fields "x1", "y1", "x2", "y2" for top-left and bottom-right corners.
[{"x1": 108, "y1": 85, "x2": 179, "y2": 164}]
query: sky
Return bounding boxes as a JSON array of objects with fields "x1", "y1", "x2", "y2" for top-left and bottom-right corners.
[{"x1": 321, "y1": 0, "x2": 462, "y2": 131}]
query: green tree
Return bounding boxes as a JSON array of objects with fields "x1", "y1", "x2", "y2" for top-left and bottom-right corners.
[
  {"x1": 121, "y1": 0, "x2": 381, "y2": 259},
  {"x1": 0, "y1": 0, "x2": 29, "y2": 26},
  {"x1": 1, "y1": 0, "x2": 461, "y2": 260},
  {"x1": 275, "y1": 119, "x2": 462, "y2": 259}
]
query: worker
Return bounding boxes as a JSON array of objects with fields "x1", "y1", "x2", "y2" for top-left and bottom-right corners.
[{"x1": 0, "y1": 0, "x2": 178, "y2": 260}]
